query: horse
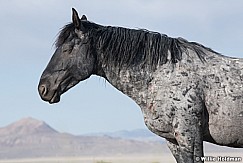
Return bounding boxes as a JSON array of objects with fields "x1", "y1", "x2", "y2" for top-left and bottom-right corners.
[{"x1": 38, "y1": 8, "x2": 243, "y2": 163}]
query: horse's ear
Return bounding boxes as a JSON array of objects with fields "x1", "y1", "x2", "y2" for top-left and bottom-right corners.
[
  {"x1": 72, "y1": 8, "x2": 81, "y2": 29},
  {"x1": 81, "y1": 15, "x2": 87, "y2": 21}
]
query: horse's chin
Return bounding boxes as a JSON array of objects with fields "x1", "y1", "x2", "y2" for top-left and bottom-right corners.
[
  {"x1": 39, "y1": 78, "x2": 79, "y2": 104},
  {"x1": 49, "y1": 91, "x2": 61, "y2": 104},
  {"x1": 49, "y1": 80, "x2": 79, "y2": 104}
]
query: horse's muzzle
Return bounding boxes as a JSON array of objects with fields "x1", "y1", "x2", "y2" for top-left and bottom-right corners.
[{"x1": 38, "y1": 81, "x2": 60, "y2": 104}]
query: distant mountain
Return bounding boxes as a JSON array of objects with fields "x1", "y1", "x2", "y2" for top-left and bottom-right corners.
[
  {"x1": 0, "y1": 117, "x2": 57, "y2": 136},
  {"x1": 0, "y1": 118, "x2": 240, "y2": 159},
  {"x1": 0, "y1": 118, "x2": 167, "y2": 159},
  {"x1": 86, "y1": 129, "x2": 162, "y2": 141}
]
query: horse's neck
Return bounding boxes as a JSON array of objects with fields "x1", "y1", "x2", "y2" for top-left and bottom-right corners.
[{"x1": 102, "y1": 66, "x2": 152, "y2": 107}]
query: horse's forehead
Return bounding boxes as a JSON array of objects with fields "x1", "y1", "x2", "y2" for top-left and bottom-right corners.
[
  {"x1": 55, "y1": 23, "x2": 75, "y2": 48},
  {"x1": 75, "y1": 29, "x2": 85, "y2": 39}
]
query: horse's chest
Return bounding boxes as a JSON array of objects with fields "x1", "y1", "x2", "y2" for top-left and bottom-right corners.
[{"x1": 143, "y1": 106, "x2": 174, "y2": 139}]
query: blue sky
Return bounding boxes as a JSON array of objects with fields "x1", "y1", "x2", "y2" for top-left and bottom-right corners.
[{"x1": 0, "y1": 0, "x2": 243, "y2": 135}]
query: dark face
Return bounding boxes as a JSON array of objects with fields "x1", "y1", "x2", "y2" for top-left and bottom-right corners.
[{"x1": 38, "y1": 9, "x2": 95, "y2": 104}]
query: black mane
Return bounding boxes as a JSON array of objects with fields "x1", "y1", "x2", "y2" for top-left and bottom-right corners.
[
  {"x1": 56, "y1": 22, "x2": 218, "y2": 70},
  {"x1": 95, "y1": 26, "x2": 217, "y2": 70}
]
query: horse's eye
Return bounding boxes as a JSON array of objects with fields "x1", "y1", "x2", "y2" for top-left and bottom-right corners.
[{"x1": 62, "y1": 44, "x2": 73, "y2": 53}]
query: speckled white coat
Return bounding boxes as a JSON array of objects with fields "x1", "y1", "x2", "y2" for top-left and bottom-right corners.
[{"x1": 103, "y1": 49, "x2": 243, "y2": 163}]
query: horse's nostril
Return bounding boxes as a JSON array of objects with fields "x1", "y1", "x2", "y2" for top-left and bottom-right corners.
[{"x1": 39, "y1": 85, "x2": 48, "y2": 96}]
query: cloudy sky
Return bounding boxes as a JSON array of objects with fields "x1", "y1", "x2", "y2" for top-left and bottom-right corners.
[{"x1": 0, "y1": 0, "x2": 243, "y2": 135}]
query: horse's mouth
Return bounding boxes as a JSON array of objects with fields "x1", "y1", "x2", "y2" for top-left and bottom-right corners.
[
  {"x1": 43, "y1": 76, "x2": 71, "y2": 104},
  {"x1": 38, "y1": 83, "x2": 61, "y2": 104},
  {"x1": 48, "y1": 78, "x2": 79, "y2": 104},
  {"x1": 38, "y1": 75, "x2": 79, "y2": 104},
  {"x1": 49, "y1": 91, "x2": 60, "y2": 104}
]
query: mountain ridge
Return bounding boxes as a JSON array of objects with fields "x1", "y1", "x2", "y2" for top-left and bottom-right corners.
[
  {"x1": 0, "y1": 117, "x2": 241, "y2": 159},
  {"x1": 85, "y1": 128, "x2": 162, "y2": 141},
  {"x1": 0, "y1": 118, "x2": 166, "y2": 159},
  {"x1": 0, "y1": 117, "x2": 57, "y2": 136}
]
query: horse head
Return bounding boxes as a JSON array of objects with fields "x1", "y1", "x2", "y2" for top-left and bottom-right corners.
[{"x1": 38, "y1": 9, "x2": 97, "y2": 103}]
